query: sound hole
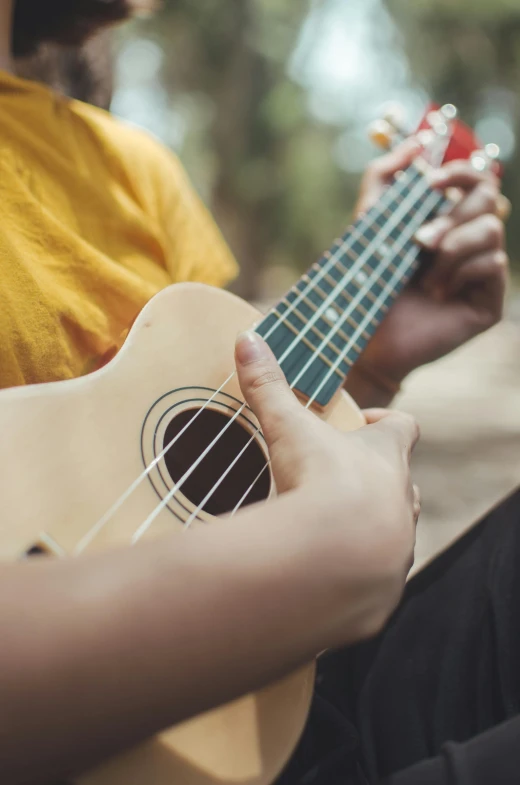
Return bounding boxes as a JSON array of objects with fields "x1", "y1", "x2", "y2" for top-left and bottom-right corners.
[
  {"x1": 25, "y1": 544, "x2": 49, "y2": 558},
  {"x1": 163, "y1": 408, "x2": 271, "y2": 517}
]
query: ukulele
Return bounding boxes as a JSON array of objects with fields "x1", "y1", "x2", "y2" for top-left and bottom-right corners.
[{"x1": 0, "y1": 105, "x2": 505, "y2": 785}]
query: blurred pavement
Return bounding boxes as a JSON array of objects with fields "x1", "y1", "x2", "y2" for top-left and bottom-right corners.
[{"x1": 399, "y1": 295, "x2": 520, "y2": 572}]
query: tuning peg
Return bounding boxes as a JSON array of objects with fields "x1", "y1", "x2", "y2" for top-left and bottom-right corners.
[
  {"x1": 427, "y1": 104, "x2": 458, "y2": 138},
  {"x1": 381, "y1": 102, "x2": 407, "y2": 132},
  {"x1": 484, "y1": 143, "x2": 501, "y2": 161},
  {"x1": 470, "y1": 151, "x2": 489, "y2": 172},
  {"x1": 440, "y1": 104, "x2": 458, "y2": 121},
  {"x1": 471, "y1": 143, "x2": 501, "y2": 172},
  {"x1": 368, "y1": 119, "x2": 395, "y2": 150}
]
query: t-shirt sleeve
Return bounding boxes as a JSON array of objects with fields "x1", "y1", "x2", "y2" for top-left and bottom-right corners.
[
  {"x1": 149, "y1": 144, "x2": 239, "y2": 289},
  {"x1": 383, "y1": 715, "x2": 520, "y2": 785}
]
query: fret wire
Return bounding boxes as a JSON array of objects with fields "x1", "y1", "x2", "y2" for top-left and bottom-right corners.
[
  {"x1": 327, "y1": 304, "x2": 371, "y2": 341},
  {"x1": 284, "y1": 290, "x2": 370, "y2": 344},
  {"x1": 326, "y1": 253, "x2": 350, "y2": 277},
  {"x1": 356, "y1": 233, "x2": 370, "y2": 250},
  {"x1": 312, "y1": 264, "x2": 341, "y2": 293},
  {"x1": 260, "y1": 167, "x2": 448, "y2": 404},
  {"x1": 300, "y1": 274, "x2": 331, "y2": 304},
  {"x1": 341, "y1": 256, "x2": 422, "y2": 368},
  {"x1": 359, "y1": 286, "x2": 378, "y2": 304},
  {"x1": 286, "y1": 284, "x2": 324, "y2": 313},
  {"x1": 284, "y1": 290, "x2": 361, "y2": 351},
  {"x1": 344, "y1": 284, "x2": 383, "y2": 312},
  {"x1": 321, "y1": 191, "x2": 446, "y2": 371},
  {"x1": 338, "y1": 289, "x2": 370, "y2": 318},
  {"x1": 274, "y1": 304, "x2": 347, "y2": 362},
  {"x1": 276, "y1": 306, "x2": 353, "y2": 363},
  {"x1": 272, "y1": 310, "x2": 347, "y2": 380}
]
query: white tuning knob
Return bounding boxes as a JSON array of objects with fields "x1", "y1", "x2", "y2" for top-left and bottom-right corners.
[
  {"x1": 427, "y1": 104, "x2": 458, "y2": 138},
  {"x1": 484, "y1": 142, "x2": 501, "y2": 161},
  {"x1": 471, "y1": 144, "x2": 501, "y2": 172},
  {"x1": 426, "y1": 111, "x2": 448, "y2": 137},
  {"x1": 440, "y1": 104, "x2": 458, "y2": 121},
  {"x1": 471, "y1": 150, "x2": 491, "y2": 172}
]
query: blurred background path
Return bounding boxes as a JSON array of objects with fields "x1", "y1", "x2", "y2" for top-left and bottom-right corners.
[{"x1": 400, "y1": 295, "x2": 520, "y2": 570}]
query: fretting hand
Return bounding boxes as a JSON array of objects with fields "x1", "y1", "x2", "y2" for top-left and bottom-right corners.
[{"x1": 347, "y1": 140, "x2": 508, "y2": 407}]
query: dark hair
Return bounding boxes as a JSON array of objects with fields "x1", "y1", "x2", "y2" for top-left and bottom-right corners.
[{"x1": 12, "y1": 0, "x2": 153, "y2": 58}]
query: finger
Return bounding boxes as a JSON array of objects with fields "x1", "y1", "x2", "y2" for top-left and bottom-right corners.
[
  {"x1": 422, "y1": 214, "x2": 505, "y2": 292},
  {"x1": 368, "y1": 138, "x2": 422, "y2": 182},
  {"x1": 416, "y1": 181, "x2": 501, "y2": 251},
  {"x1": 429, "y1": 160, "x2": 499, "y2": 193},
  {"x1": 358, "y1": 138, "x2": 422, "y2": 214},
  {"x1": 413, "y1": 484, "x2": 421, "y2": 524},
  {"x1": 363, "y1": 409, "x2": 420, "y2": 456},
  {"x1": 497, "y1": 194, "x2": 512, "y2": 222},
  {"x1": 446, "y1": 251, "x2": 508, "y2": 324},
  {"x1": 235, "y1": 331, "x2": 301, "y2": 443}
]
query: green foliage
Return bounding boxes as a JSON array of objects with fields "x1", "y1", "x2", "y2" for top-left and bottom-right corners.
[
  {"x1": 119, "y1": 0, "x2": 358, "y2": 298},
  {"x1": 118, "y1": 0, "x2": 520, "y2": 299},
  {"x1": 385, "y1": 0, "x2": 520, "y2": 267}
]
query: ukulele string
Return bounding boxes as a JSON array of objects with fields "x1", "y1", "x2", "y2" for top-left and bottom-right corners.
[
  {"x1": 305, "y1": 192, "x2": 443, "y2": 407},
  {"x1": 268, "y1": 170, "x2": 426, "y2": 369},
  {"x1": 274, "y1": 132, "x2": 451, "y2": 391},
  {"x1": 140, "y1": 182, "x2": 441, "y2": 537},
  {"x1": 73, "y1": 370, "x2": 237, "y2": 554},
  {"x1": 287, "y1": 188, "x2": 446, "y2": 395},
  {"x1": 73, "y1": 162, "x2": 428, "y2": 555},
  {"x1": 227, "y1": 140, "x2": 453, "y2": 517},
  {"x1": 182, "y1": 187, "x2": 442, "y2": 528}
]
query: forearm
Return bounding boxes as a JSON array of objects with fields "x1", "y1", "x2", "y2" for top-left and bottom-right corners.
[{"x1": 0, "y1": 490, "x2": 349, "y2": 784}]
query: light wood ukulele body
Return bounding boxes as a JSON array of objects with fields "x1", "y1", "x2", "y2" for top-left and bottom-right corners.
[{"x1": 0, "y1": 283, "x2": 364, "y2": 785}]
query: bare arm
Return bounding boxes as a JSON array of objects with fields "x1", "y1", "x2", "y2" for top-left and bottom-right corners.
[
  {"x1": 1, "y1": 493, "x2": 350, "y2": 782},
  {"x1": 0, "y1": 332, "x2": 419, "y2": 784}
]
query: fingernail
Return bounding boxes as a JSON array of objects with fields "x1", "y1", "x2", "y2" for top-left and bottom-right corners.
[
  {"x1": 236, "y1": 331, "x2": 268, "y2": 365},
  {"x1": 494, "y1": 250, "x2": 508, "y2": 267},
  {"x1": 415, "y1": 217, "x2": 451, "y2": 249}
]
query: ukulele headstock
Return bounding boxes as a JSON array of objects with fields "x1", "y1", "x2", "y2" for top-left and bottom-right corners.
[{"x1": 369, "y1": 102, "x2": 503, "y2": 175}]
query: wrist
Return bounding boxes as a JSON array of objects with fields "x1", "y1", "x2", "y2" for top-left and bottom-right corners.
[{"x1": 291, "y1": 486, "x2": 403, "y2": 648}]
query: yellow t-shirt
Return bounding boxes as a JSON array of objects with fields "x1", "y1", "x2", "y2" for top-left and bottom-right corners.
[{"x1": 0, "y1": 70, "x2": 238, "y2": 389}]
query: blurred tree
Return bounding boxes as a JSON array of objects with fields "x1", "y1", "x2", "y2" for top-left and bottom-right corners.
[
  {"x1": 127, "y1": 0, "x2": 357, "y2": 300},
  {"x1": 384, "y1": 0, "x2": 520, "y2": 266}
]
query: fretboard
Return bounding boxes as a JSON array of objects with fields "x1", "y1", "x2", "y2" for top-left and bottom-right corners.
[{"x1": 255, "y1": 164, "x2": 447, "y2": 408}]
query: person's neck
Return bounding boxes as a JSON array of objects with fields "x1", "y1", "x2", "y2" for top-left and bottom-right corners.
[{"x1": 0, "y1": 0, "x2": 14, "y2": 73}]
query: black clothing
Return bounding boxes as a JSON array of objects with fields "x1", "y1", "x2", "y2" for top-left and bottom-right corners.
[{"x1": 278, "y1": 487, "x2": 520, "y2": 785}]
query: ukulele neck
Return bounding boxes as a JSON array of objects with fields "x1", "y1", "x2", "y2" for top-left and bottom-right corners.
[{"x1": 255, "y1": 163, "x2": 448, "y2": 408}]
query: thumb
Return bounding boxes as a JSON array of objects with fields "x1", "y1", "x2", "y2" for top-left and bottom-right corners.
[
  {"x1": 363, "y1": 408, "x2": 420, "y2": 457},
  {"x1": 235, "y1": 331, "x2": 302, "y2": 443}
]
